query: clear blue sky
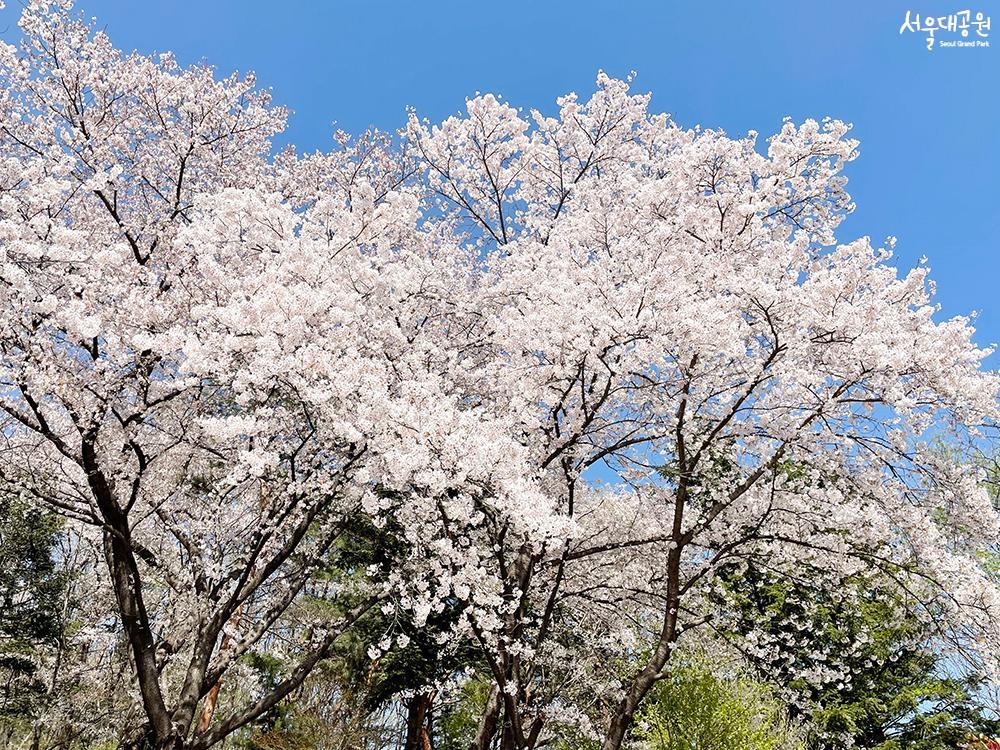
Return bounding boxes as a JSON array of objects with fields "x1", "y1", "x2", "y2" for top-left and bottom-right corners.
[{"x1": 5, "y1": 1, "x2": 999, "y2": 357}]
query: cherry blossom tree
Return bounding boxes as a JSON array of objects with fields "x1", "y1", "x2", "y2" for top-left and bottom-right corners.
[
  {"x1": 0, "y1": 3, "x2": 538, "y2": 748},
  {"x1": 403, "y1": 73, "x2": 1000, "y2": 750},
  {"x1": 1, "y1": 3, "x2": 998, "y2": 750}
]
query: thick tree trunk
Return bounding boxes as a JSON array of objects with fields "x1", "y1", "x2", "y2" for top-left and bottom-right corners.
[
  {"x1": 81, "y1": 434, "x2": 173, "y2": 747},
  {"x1": 119, "y1": 723, "x2": 183, "y2": 750},
  {"x1": 404, "y1": 692, "x2": 434, "y2": 750},
  {"x1": 156, "y1": 735, "x2": 184, "y2": 750},
  {"x1": 499, "y1": 717, "x2": 518, "y2": 750}
]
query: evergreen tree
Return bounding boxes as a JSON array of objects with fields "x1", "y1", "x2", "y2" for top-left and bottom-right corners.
[
  {"x1": 718, "y1": 563, "x2": 1000, "y2": 750},
  {"x1": 0, "y1": 494, "x2": 66, "y2": 720}
]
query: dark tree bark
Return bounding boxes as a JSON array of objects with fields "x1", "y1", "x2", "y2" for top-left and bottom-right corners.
[{"x1": 404, "y1": 692, "x2": 434, "y2": 750}]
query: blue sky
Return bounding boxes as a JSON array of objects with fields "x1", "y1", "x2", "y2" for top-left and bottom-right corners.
[{"x1": 5, "y1": 1, "x2": 999, "y2": 357}]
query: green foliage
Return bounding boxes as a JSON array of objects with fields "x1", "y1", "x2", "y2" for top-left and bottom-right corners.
[
  {"x1": 436, "y1": 677, "x2": 491, "y2": 750},
  {"x1": 718, "y1": 563, "x2": 1000, "y2": 750},
  {"x1": 0, "y1": 494, "x2": 66, "y2": 719},
  {"x1": 635, "y1": 662, "x2": 803, "y2": 750}
]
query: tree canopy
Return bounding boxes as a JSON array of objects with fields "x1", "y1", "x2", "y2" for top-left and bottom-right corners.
[{"x1": 0, "y1": 3, "x2": 998, "y2": 750}]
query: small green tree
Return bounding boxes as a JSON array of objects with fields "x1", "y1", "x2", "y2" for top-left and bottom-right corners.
[{"x1": 634, "y1": 661, "x2": 803, "y2": 750}]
